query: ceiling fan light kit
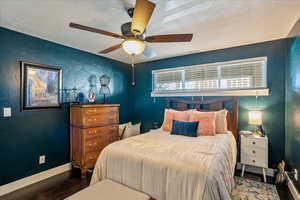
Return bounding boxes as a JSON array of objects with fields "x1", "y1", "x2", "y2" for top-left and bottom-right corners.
[
  {"x1": 122, "y1": 39, "x2": 146, "y2": 55},
  {"x1": 69, "y1": 0, "x2": 193, "y2": 57}
]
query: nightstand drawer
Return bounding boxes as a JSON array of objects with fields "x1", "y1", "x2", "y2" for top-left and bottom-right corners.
[
  {"x1": 241, "y1": 147, "x2": 267, "y2": 168},
  {"x1": 241, "y1": 153, "x2": 267, "y2": 168},
  {"x1": 242, "y1": 146, "x2": 266, "y2": 158},
  {"x1": 244, "y1": 137, "x2": 267, "y2": 148}
]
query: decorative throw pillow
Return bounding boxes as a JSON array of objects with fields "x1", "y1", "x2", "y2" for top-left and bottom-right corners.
[
  {"x1": 189, "y1": 111, "x2": 216, "y2": 136},
  {"x1": 119, "y1": 122, "x2": 131, "y2": 137},
  {"x1": 123, "y1": 123, "x2": 141, "y2": 139},
  {"x1": 215, "y1": 109, "x2": 228, "y2": 134},
  {"x1": 162, "y1": 109, "x2": 190, "y2": 132},
  {"x1": 171, "y1": 120, "x2": 199, "y2": 137}
]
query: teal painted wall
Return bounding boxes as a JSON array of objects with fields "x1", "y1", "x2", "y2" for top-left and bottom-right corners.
[
  {"x1": 285, "y1": 18, "x2": 300, "y2": 190},
  {"x1": 133, "y1": 40, "x2": 287, "y2": 167},
  {"x1": 0, "y1": 25, "x2": 290, "y2": 187},
  {"x1": 0, "y1": 27, "x2": 132, "y2": 186}
]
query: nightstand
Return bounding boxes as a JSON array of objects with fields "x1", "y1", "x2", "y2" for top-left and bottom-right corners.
[{"x1": 240, "y1": 134, "x2": 268, "y2": 182}]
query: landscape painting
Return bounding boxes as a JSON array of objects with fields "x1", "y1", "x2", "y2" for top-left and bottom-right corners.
[{"x1": 21, "y1": 62, "x2": 62, "y2": 111}]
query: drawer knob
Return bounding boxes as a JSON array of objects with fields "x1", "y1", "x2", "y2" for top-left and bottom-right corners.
[
  {"x1": 252, "y1": 160, "x2": 256, "y2": 163},
  {"x1": 252, "y1": 141, "x2": 256, "y2": 145},
  {"x1": 89, "y1": 157, "x2": 95, "y2": 160},
  {"x1": 88, "y1": 130, "x2": 97, "y2": 134},
  {"x1": 88, "y1": 143, "x2": 97, "y2": 147},
  {"x1": 252, "y1": 150, "x2": 256, "y2": 154}
]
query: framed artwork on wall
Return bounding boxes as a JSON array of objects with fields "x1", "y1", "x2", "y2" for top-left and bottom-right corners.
[{"x1": 20, "y1": 61, "x2": 62, "y2": 111}]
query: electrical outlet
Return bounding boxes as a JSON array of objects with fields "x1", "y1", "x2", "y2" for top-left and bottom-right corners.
[
  {"x1": 294, "y1": 169, "x2": 298, "y2": 181},
  {"x1": 39, "y1": 155, "x2": 46, "y2": 164},
  {"x1": 3, "y1": 107, "x2": 11, "y2": 117}
]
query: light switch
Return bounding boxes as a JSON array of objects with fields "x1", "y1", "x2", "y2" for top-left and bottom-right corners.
[{"x1": 3, "y1": 107, "x2": 11, "y2": 117}]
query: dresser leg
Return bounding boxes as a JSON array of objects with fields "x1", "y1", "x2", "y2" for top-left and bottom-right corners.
[
  {"x1": 241, "y1": 164, "x2": 245, "y2": 177},
  {"x1": 262, "y1": 168, "x2": 266, "y2": 183},
  {"x1": 81, "y1": 167, "x2": 87, "y2": 178}
]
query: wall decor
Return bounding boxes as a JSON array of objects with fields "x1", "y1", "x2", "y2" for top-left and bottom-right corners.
[
  {"x1": 21, "y1": 61, "x2": 62, "y2": 111},
  {"x1": 99, "y1": 74, "x2": 110, "y2": 104},
  {"x1": 87, "y1": 74, "x2": 97, "y2": 103},
  {"x1": 60, "y1": 88, "x2": 78, "y2": 104}
]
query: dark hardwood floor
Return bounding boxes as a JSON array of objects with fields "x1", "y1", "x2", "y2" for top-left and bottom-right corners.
[
  {"x1": 1, "y1": 169, "x2": 291, "y2": 200},
  {"x1": 1, "y1": 169, "x2": 91, "y2": 200}
]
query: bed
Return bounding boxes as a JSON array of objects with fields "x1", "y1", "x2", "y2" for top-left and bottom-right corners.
[{"x1": 91, "y1": 97, "x2": 238, "y2": 200}]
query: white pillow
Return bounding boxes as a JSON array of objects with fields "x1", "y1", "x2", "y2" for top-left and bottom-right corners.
[
  {"x1": 215, "y1": 109, "x2": 228, "y2": 133},
  {"x1": 123, "y1": 123, "x2": 141, "y2": 139},
  {"x1": 119, "y1": 122, "x2": 131, "y2": 137}
]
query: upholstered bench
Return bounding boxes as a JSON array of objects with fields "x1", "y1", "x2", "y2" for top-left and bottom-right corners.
[{"x1": 65, "y1": 179, "x2": 151, "y2": 200}]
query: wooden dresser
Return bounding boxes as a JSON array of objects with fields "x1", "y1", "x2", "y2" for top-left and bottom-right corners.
[{"x1": 70, "y1": 104, "x2": 119, "y2": 177}]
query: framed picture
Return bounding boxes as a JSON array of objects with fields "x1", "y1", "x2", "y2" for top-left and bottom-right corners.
[{"x1": 21, "y1": 61, "x2": 62, "y2": 111}]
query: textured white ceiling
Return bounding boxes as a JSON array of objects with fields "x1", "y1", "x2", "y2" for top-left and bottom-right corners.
[{"x1": 0, "y1": 0, "x2": 300, "y2": 64}]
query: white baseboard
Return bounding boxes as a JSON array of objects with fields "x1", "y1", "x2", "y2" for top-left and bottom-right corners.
[
  {"x1": 286, "y1": 172, "x2": 300, "y2": 200},
  {"x1": 0, "y1": 163, "x2": 71, "y2": 196},
  {"x1": 236, "y1": 162, "x2": 275, "y2": 177}
]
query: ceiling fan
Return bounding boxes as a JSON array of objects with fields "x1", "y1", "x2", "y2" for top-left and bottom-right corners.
[{"x1": 69, "y1": 0, "x2": 193, "y2": 58}]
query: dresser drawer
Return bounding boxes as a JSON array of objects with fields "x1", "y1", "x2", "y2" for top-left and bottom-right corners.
[
  {"x1": 83, "y1": 126, "x2": 118, "y2": 140},
  {"x1": 84, "y1": 107, "x2": 118, "y2": 116},
  {"x1": 83, "y1": 113, "x2": 118, "y2": 127},
  {"x1": 85, "y1": 151, "x2": 101, "y2": 168},
  {"x1": 84, "y1": 140, "x2": 101, "y2": 152},
  {"x1": 84, "y1": 135, "x2": 115, "y2": 152}
]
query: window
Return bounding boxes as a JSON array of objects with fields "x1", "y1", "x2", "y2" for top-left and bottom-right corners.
[{"x1": 152, "y1": 57, "x2": 268, "y2": 97}]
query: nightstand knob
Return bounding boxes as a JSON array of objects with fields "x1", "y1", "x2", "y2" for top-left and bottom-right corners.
[
  {"x1": 252, "y1": 141, "x2": 256, "y2": 145},
  {"x1": 252, "y1": 160, "x2": 256, "y2": 163},
  {"x1": 252, "y1": 150, "x2": 256, "y2": 154}
]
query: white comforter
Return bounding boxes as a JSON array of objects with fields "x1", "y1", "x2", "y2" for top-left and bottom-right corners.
[{"x1": 90, "y1": 129, "x2": 237, "y2": 200}]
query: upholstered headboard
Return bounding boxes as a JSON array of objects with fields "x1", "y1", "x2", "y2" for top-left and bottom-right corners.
[{"x1": 166, "y1": 97, "x2": 239, "y2": 139}]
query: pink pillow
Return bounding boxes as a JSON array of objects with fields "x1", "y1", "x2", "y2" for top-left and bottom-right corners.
[
  {"x1": 189, "y1": 111, "x2": 216, "y2": 136},
  {"x1": 162, "y1": 109, "x2": 190, "y2": 132}
]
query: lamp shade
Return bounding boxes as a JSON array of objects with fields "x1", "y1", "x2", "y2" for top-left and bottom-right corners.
[
  {"x1": 248, "y1": 110, "x2": 262, "y2": 125},
  {"x1": 122, "y1": 39, "x2": 145, "y2": 55}
]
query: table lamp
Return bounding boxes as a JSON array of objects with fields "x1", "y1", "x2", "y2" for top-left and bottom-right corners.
[{"x1": 248, "y1": 110, "x2": 263, "y2": 136}]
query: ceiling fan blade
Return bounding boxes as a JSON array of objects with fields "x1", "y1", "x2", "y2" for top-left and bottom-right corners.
[
  {"x1": 99, "y1": 43, "x2": 123, "y2": 54},
  {"x1": 131, "y1": 0, "x2": 156, "y2": 35},
  {"x1": 70, "y1": 23, "x2": 125, "y2": 39},
  {"x1": 143, "y1": 45, "x2": 156, "y2": 58},
  {"x1": 145, "y1": 34, "x2": 193, "y2": 43}
]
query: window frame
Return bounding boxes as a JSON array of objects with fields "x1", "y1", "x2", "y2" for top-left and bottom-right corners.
[{"x1": 151, "y1": 57, "x2": 269, "y2": 97}]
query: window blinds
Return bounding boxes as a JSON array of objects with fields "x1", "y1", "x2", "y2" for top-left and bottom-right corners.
[
  {"x1": 154, "y1": 70, "x2": 183, "y2": 91},
  {"x1": 152, "y1": 57, "x2": 267, "y2": 94}
]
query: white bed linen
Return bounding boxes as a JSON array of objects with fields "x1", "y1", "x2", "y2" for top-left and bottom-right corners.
[{"x1": 91, "y1": 129, "x2": 237, "y2": 200}]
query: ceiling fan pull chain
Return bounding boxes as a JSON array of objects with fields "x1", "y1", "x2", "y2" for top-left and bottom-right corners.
[{"x1": 131, "y1": 55, "x2": 135, "y2": 86}]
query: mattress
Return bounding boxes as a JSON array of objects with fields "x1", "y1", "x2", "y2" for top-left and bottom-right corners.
[{"x1": 90, "y1": 129, "x2": 237, "y2": 200}]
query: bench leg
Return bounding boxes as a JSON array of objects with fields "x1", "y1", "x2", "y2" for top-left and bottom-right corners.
[
  {"x1": 262, "y1": 168, "x2": 266, "y2": 183},
  {"x1": 241, "y1": 164, "x2": 245, "y2": 177}
]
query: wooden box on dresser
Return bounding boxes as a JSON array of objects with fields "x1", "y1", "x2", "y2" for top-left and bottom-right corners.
[{"x1": 70, "y1": 104, "x2": 120, "y2": 177}]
